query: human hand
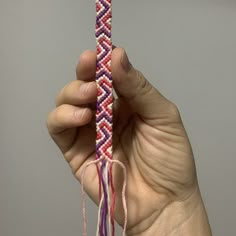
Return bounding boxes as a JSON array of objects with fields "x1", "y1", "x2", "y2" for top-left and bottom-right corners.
[{"x1": 47, "y1": 47, "x2": 212, "y2": 235}]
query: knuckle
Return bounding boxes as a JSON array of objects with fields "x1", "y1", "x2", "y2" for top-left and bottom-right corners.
[
  {"x1": 63, "y1": 82, "x2": 74, "y2": 102},
  {"x1": 75, "y1": 64, "x2": 80, "y2": 78},
  {"x1": 76, "y1": 50, "x2": 93, "y2": 76},
  {"x1": 70, "y1": 80, "x2": 81, "y2": 98},
  {"x1": 55, "y1": 90, "x2": 63, "y2": 106},
  {"x1": 46, "y1": 108, "x2": 63, "y2": 134},
  {"x1": 167, "y1": 102, "x2": 181, "y2": 120},
  {"x1": 55, "y1": 80, "x2": 80, "y2": 106},
  {"x1": 136, "y1": 70, "x2": 146, "y2": 86},
  {"x1": 135, "y1": 70, "x2": 153, "y2": 96},
  {"x1": 46, "y1": 111, "x2": 53, "y2": 131},
  {"x1": 79, "y1": 50, "x2": 92, "y2": 61},
  {"x1": 55, "y1": 83, "x2": 68, "y2": 106},
  {"x1": 54, "y1": 104, "x2": 66, "y2": 122}
]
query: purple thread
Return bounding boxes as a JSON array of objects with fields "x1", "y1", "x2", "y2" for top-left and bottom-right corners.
[{"x1": 100, "y1": 160, "x2": 108, "y2": 236}]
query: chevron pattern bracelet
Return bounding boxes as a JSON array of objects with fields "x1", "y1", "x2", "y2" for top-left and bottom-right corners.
[{"x1": 81, "y1": 1, "x2": 127, "y2": 235}]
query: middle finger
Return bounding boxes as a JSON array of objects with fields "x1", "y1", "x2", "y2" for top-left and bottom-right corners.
[{"x1": 56, "y1": 80, "x2": 97, "y2": 107}]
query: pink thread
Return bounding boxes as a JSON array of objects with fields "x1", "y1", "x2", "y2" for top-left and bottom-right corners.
[
  {"x1": 81, "y1": 156, "x2": 127, "y2": 236},
  {"x1": 108, "y1": 159, "x2": 127, "y2": 236},
  {"x1": 81, "y1": 157, "x2": 104, "y2": 236},
  {"x1": 96, "y1": 192, "x2": 104, "y2": 236}
]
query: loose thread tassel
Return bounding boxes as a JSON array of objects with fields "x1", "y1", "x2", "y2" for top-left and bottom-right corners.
[
  {"x1": 109, "y1": 165, "x2": 116, "y2": 236},
  {"x1": 81, "y1": 157, "x2": 127, "y2": 236}
]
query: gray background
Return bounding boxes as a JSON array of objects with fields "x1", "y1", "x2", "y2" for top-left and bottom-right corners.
[{"x1": 0, "y1": 0, "x2": 235, "y2": 235}]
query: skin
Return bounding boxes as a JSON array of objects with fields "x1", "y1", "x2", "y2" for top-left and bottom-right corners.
[{"x1": 47, "y1": 47, "x2": 212, "y2": 235}]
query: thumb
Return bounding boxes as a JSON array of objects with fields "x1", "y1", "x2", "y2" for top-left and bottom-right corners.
[{"x1": 112, "y1": 48, "x2": 176, "y2": 119}]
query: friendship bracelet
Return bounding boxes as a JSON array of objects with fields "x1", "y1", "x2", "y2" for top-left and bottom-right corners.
[{"x1": 81, "y1": 0, "x2": 127, "y2": 235}]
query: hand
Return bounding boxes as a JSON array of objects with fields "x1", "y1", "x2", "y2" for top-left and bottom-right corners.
[{"x1": 47, "y1": 48, "x2": 211, "y2": 235}]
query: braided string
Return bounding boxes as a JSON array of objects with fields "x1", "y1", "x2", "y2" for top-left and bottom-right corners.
[{"x1": 80, "y1": 0, "x2": 127, "y2": 235}]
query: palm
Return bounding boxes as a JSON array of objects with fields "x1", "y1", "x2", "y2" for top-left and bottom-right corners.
[
  {"x1": 65, "y1": 97, "x2": 196, "y2": 230},
  {"x1": 113, "y1": 98, "x2": 196, "y2": 229}
]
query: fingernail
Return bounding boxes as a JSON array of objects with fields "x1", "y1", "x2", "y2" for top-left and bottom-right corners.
[{"x1": 121, "y1": 49, "x2": 132, "y2": 73}]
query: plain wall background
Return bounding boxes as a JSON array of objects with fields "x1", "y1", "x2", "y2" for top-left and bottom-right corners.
[{"x1": 0, "y1": 0, "x2": 235, "y2": 235}]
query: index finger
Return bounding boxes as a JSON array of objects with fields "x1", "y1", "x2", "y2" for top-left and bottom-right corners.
[{"x1": 76, "y1": 50, "x2": 97, "y2": 81}]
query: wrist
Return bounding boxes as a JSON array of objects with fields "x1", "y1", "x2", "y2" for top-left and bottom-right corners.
[{"x1": 126, "y1": 186, "x2": 212, "y2": 236}]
